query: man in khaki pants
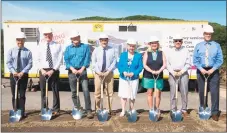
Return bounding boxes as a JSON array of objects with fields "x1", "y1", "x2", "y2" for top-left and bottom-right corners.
[{"x1": 92, "y1": 34, "x2": 117, "y2": 114}]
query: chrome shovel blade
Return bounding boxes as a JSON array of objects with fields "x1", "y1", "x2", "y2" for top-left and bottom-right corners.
[
  {"x1": 149, "y1": 109, "x2": 159, "y2": 122},
  {"x1": 9, "y1": 109, "x2": 22, "y2": 123},
  {"x1": 126, "y1": 109, "x2": 137, "y2": 123},
  {"x1": 72, "y1": 107, "x2": 83, "y2": 120},
  {"x1": 170, "y1": 110, "x2": 182, "y2": 122},
  {"x1": 199, "y1": 107, "x2": 211, "y2": 120},
  {"x1": 97, "y1": 109, "x2": 109, "y2": 122},
  {"x1": 41, "y1": 108, "x2": 52, "y2": 120}
]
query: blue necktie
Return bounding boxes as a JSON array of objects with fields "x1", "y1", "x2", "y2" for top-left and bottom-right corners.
[
  {"x1": 101, "y1": 48, "x2": 106, "y2": 72},
  {"x1": 17, "y1": 49, "x2": 22, "y2": 72}
]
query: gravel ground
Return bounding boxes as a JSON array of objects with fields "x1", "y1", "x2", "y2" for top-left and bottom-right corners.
[{"x1": 1, "y1": 110, "x2": 226, "y2": 132}]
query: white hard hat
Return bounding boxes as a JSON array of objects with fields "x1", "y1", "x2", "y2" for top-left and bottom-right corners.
[
  {"x1": 99, "y1": 34, "x2": 108, "y2": 39},
  {"x1": 203, "y1": 25, "x2": 214, "y2": 33},
  {"x1": 148, "y1": 36, "x2": 159, "y2": 43},
  {"x1": 127, "y1": 38, "x2": 137, "y2": 45},
  {"x1": 42, "y1": 27, "x2": 53, "y2": 34},
  {"x1": 69, "y1": 30, "x2": 80, "y2": 39},
  {"x1": 173, "y1": 34, "x2": 183, "y2": 40},
  {"x1": 15, "y1": 32, "x2": 26, "y2": 39}
]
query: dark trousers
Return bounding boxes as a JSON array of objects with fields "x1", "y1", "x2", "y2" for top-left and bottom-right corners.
[
  {"x1": 39, "y1": 69, "x2": 60, "y2": 112},
  {"x1": 68, "y1": 69, "x2": 91, "y2": 111},
  {"x1": 197, "y1": 68, "x2": 220, "y2": 115},
  {"x1": 10, "y1": 73, "x2": 28, "y2": 115}
]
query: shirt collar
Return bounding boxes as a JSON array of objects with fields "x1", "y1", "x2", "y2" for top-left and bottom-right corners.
[
  {"x1": 100, "y1": 45, "x2": 109, "y2": 50},
  {"x1": 202, "y1": 41, "x2": 212, "y2": 45},
  {"x1": 70, "y1": 43, "x2": 82, "y2": 47},
  {"x1": 16, "y1": 46, "x2": 25, "y2": 50},
  {"x1": 175, "y1": 46, "x2": 183, "y2": 51}
]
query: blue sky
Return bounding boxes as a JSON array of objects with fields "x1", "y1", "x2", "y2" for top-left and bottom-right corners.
[{"x1": 2, "y1": 1, "x2": 226, "y2": 25}]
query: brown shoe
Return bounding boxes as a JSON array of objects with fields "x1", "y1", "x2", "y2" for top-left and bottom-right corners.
[
  {"x1": 212, "y1": 115, "x2": 219, "y2": 121},
  {"x1": 87, "y1": 111, "x2": 94, "y2": 119},
  {"x1": 52, "y1": 111, "x2": 60, "y2": 116},
  {"x1": 182, "y1": 111, "x2": 189, "y2": 117},
  {"x1": 31, "y1": 88, "x2": 37, "y2": 92},
  {"x1": 26, "y1": 88, "x2": 31, "y2": 92}
]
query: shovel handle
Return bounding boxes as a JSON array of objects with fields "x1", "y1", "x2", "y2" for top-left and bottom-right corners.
[
  {"x1": 100, "y1": 82, "x2": 104, "y2": 110},
  {"x1": 153, "y1": 80, "x2": 157, "y2": 110},
  {"x1": 76, "y1": 77, "x2": 79, "y2": 97},
  {"x1": 45, "y1": 82, "x2": 48, "y2": 108}
]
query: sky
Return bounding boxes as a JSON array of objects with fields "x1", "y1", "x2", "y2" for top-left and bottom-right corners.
[{"x1": 2, "y1": 1, "x2": 226, "y2": 25}]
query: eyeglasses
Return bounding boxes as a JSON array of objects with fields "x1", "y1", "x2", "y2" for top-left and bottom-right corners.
[{"x1": 174, "y1": 40, "x2": 182, "y2": 42}]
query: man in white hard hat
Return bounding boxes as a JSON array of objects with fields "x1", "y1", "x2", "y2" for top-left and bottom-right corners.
[
  {"x1": 91, "y1": 34, "x2": 117, "y2": 114},
  {"x1": 37, "y1": 27, "x2": 63, "y2": 116},
  {"x1": 64, "y1": 30, "x2": 93, "y2": 119},
  {"x1": 6, "y1": 31, "x2": 33, "y2": 118},
  {"x1": 166, "y1": 34, "x2": 191, "y2": 117},
  {"x1": 193, "y1": 24, "x2": 223, "y2": 121}
]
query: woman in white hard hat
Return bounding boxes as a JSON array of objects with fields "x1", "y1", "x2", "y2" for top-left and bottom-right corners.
[
  {"x1": 142, "y1": 36, "x2": 166, "y2": 116},
  {"x1": 117, "y1": 39, "x2": 143, "y2": 117},
  {"x1": 193, "y1": 24, "x2": 223, "y2": 121},
  {"x1": 6, "y1": 31, "x2": 33, "y2": 118}
]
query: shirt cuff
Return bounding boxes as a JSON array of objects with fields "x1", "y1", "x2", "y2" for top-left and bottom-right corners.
[
  {"x1": 22, "y1": 69, "x2": 28, "y2": 73},
  {"x1": 212, "y1": 67, "x2": 217, "y2": 71},
  {"x1": 197, "y1": 66, "x2": 203, "y2": 71}
]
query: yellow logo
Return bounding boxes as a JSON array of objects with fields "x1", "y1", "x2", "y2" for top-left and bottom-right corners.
[{"x1": 93, "y1": 24, "x2": 104, "y2": 32}]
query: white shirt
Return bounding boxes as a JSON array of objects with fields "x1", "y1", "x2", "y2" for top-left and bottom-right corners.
[
  {"x1": 167, "y1": 47, "x2": 191, "y2": 75},
  {"x1": 37, "y1": 41, "x2": 63, "y2": 70}
]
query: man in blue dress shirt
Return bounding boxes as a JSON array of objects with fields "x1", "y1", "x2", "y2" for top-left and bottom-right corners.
[
  {"x1": 193, "y1": 24, "x2": 223, "y2": 121},
  {"x1": 6, "y1": 32, "x2": 33, "y2": 118},
  {"x1": 91, "y1": 34, "x2": 117, "y2": 114},
  {"x1": 64, "y1": 31, "x2": 93, "y2": 119}
]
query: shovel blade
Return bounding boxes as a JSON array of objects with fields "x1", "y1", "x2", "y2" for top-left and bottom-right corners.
[
  {"x1": 149, "y1": 109, "x2": 159, "y2": 122},
  {"x1": 41, "y1": 108, "x2": 52, "y2": 120},
  {"x1": 97, "y1": 109, "x2": 109, "y2": 122},
  {"x1": 72, "y1": 108, "x2": 83, "y2": 120},
  {"x1": 199, "y1": 107, "x2": 211, "y2": 120},
  {"x1": 170, "y1": 110, "x2": 182, "y2": 122},
  {"x1": 9, "y1": 109, "x2": 22, "y2": 123},
  {"x1": 126, "y1": 109, "x2": 137, "y2": 122}
]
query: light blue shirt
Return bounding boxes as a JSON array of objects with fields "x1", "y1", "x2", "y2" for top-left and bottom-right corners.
[
  {"x1": 6, "y1": 46, "x2": 33, "y2": 73},
  {"x1": 92, "y1": 45, "x2": 117, "y2": 73},
  {"x1": 193, "y1": 41, "x2": 223, "y2": 71}
]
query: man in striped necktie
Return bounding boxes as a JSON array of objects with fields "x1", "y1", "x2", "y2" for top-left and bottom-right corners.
[
  {"x1": 193, "y1": 25, "x2": 223, "y2": 121},
  {"x1": 37, "y1": 28, "x2": 63, "y2": 116}
]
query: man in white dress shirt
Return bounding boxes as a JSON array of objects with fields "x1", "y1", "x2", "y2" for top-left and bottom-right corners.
[
  {"x1": 167, "y1": 34, "x2": 191, "y2": 117},
  {"x1": 37, "y1": 28, "x2": 63, "y2": 116}
]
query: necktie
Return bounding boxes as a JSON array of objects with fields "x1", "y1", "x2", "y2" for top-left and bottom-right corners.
[
  {"x1": 17, "y1": 49, "x2": 22, "y2": 72},
  {"x1": 205, "y1": 43, "x2": 209, "y2": 67},
  {"x1": 101, "y1": 48, "x2": 106, "y2": 72},
  {"x1": 46, "y1": 43, "x2": 53, "y2": 68}
]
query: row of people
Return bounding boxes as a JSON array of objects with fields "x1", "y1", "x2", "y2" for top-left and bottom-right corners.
[{"x1": 6, "y1": 24, "x2": 223, "y2": 121}]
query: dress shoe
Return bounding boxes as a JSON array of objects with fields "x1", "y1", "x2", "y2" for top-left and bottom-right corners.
[{"x1": 212, "y1": 115, "x2": 219, "y2": 121}]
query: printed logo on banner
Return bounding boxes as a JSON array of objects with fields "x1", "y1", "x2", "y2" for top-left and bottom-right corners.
[{"x1": 93, "y1": 24, "x2": 104, "y2": 32}]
